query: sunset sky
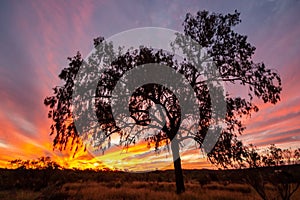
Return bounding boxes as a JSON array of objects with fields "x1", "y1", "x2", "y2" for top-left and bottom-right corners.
[{"x1": 0, "y1": 0, "x2": 299, "y2": 171}]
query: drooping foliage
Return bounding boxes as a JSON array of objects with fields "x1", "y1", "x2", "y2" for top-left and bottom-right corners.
[{"x1": 44, "y1": 10, "x2": 282, "y2": 193}]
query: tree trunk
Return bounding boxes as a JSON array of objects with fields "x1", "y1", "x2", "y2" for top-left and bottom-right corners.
[{"x1": 171, "y1": 138, "x2": 185, "y2": 194}]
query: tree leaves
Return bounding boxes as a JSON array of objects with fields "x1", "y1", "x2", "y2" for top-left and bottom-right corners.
[{"x1": 44, "y1": 10, "x2": 282, "y2": 169}]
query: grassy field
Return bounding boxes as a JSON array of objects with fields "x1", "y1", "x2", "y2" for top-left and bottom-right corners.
[
  {"x1": 0, "y1": 181, "x2": 264, "y2": 200},
  {"x1": 0, "y1": 165, "x2": 299, "y2": 200}
]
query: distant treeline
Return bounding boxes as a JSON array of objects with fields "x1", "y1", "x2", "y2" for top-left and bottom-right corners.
[{"x1": 231, "y1": 144, "x2": 300, "y2": 169}]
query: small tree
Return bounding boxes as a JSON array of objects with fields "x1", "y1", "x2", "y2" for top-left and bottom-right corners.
[
  {"x1": 294, "y1": 148, "x2": 300, "y2": 164},
  {"x1": 238, "y1": 144, "x2": 300, "y2": 200},
  {"x1": 272, "y1": 170, "x2": 300, "y2": 200},
  {"x1": 44, "y1": 10, "x2": 281, "y2": 193},
  {"x1": 260, "y1": 144, "x2": 284, "y2": 167},
  {"x1": 269, "y1": 144, "x2": 283, "y2": 166},
  {"x1": 9, "y1": 157, "x2": 62, "y2": 170},
  {"x1": 245, "y1": 144, "x2": 261, "y2": 168},
  {"x1": 282, "y1": 148, "x2": 292, "y2": 165}
]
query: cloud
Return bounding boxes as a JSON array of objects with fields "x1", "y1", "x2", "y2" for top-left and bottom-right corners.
[{"x1": 0, "y1": 140, "x2": 9, "y2": 149}]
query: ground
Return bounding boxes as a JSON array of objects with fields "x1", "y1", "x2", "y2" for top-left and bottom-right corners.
[{"x1": 0, "y1": 165, "x2": 299, "y2": 200}]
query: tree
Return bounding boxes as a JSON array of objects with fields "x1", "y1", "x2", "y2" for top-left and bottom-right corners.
[
  {"x1": 269, "y1": 144, "x2": 283, "y2": 166},
  {"x1": 282, "y1": 148, "x2": 292, "y2": 165},
  {"x1": 294, "y1": 148, "x2": 300, "y2": 164},
  {"x1": 180, "y1": 10, "x2": 281, "y2": 170},
  {"x1": 9, "y1": 157, "x2": 62, "y2": 170},
  {"x1": 234, "y1": 144, "x2": 300, "y2": 200},
  {"x1": 44, "y1": 10, "x2": 281, "y2": 194},
  {"x1": 245, "y1": 144, "x2": 262, "y2": 168},
  {"x1": 261, "y1": 144, "x2": 283, "y2": 167}
]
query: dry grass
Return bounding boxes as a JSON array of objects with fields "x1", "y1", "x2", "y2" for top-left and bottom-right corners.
[
  {"x1": 1, "y1": 180, "x2": 300, "y2": 200},
  {"x1": 0, "y1": 181, "x2": 262, "y2": 200},
  {"x1": 0, "y1": 190, "x2": 41, "y2": 200},
  {"x1": 1, "y1": 166, "x2": 300, "y2": 199}
]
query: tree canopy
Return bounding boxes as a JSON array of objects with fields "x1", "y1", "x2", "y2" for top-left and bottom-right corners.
[{"x1": 44, "y1": 10, "x2": 282, "y2": 193}]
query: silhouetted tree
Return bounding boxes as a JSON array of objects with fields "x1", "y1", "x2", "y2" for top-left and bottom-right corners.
[
  {"x1": 260, "y1": 144, "x2": 284, "y2": 167},
  {"x1": 272, "y1": 170, "x2": 300, "y2": 200},
  {"x1": 9, "y1": 157, "x2": 62, "y2": 170},
  {"x1": 269, "y1": 144, "x2": 283, "y2": 166},
  {"x1": 294, "y1": 148, "x2": 300, "y2": 164},
  {"x1": 235, "y1": 144, "x2": 300, "y2": 200},
  {"x1": 248, "y1": 145, "x2": 300, "y2": 167},
  {"x1": 44, "y1": 10, "x2": 281, "y2": 194},
  {"x1": 282, "y1": 148, "x2": 292, "y2": 165},
  {"x1": 245, "y1": 144, "x2": 262, "y2": 168}
]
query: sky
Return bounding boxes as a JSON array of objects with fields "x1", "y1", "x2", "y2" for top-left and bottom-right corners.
[{"x1": 0, "y1": 0, "x2": 299, "y2": 171}]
